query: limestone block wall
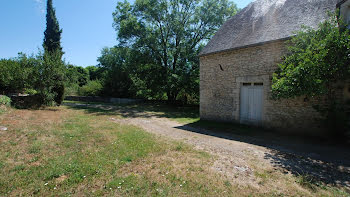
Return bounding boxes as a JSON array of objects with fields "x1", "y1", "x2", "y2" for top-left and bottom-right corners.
[{"x1": 200, "y1": 40, "x2": 326, "y2": 135}]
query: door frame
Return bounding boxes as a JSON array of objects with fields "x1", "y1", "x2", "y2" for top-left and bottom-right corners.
[{"x1": 239, "y1": 82, "x2": 264, "y2": 126}]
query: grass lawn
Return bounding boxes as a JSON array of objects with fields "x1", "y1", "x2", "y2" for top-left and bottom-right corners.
[
  {"x1": 0, "y1": 104, "x2": 348, "y2": 196},
  {"x1": 0, "y1": 106, "x2": 240, "y2": 196}
]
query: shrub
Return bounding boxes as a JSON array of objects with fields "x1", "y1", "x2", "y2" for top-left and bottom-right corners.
[
  {"x1": 0, "y1": 95, "x2": 11, "y2": 106},
  {"x1": 272, "y1": 14, "x2": 350, "y2": 138},
  {"x1": 65, "y1": 83, "x2": 79, "y2": 96},
  {"x1": 0, "y1": 54, "x2": 36, "y2": 94},
  {"x1": 24, "y1": 88, "x2": 38, "y2": 95},
  {"x1": 53, "y1": 83, "x2": 65, "y2": 106},
  {"x1": 78, "y1": 80, "x2": 103, "y2": 96},
  {"x1": 34, "y1": 51, "x2": 66, "y2": 106}
]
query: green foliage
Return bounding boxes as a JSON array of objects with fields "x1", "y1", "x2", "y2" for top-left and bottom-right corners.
[
  {"x1": 0, "y1": 54, "x2": 37, "y2": 94},
  {"x1": 33, "y1": 51, "x2": 66, "y2": 106},
  {"x1": 107, "y1": 0, "x2": 238, "y2": 102},
  {"x1": 0, "y1": 51, "x2": 67, "y2": 107},
  {"x1": 78, "y1": 80, "x2": 103, "y2": 96},
  {"x1": 66, "y1": 65, "x2": 89, "y2": 87},
  {"x1": 24, "y1": 88, "x2": 38, "y2": 95},
  {"x1": 39, "y1": 0, "x2": 66, "y2": 106},
  {"x1": 65, "y1": 83, "x2": 79, "y2": 96},
  {"x1": 43, "y1": 0, "x2": 63, "y2": 57},
  {"x1": 0, "y1": 0, "x2": 66, "y2": 107},
  {"x1": 86, "y1": 66, "x2": 105, "y2": 81},
  {"x1": 272, "y1": 13, "x2": 350, "y2": 136},
  {"x1": 42, "y1": 0, "x2": 65, "y2": 106},
  {"x1": 129, "y1": 62, "x2": 168, "y2": 100},
  {"x1": 53, "y1": 83, "x2": 65, "y2": 106},
  {"x1": 0, "y1": 95, "x2": 11, "y2": 106},
  {"x1": 97, "y1": 47, "x2": 134, "y2": 97},
  {"x1": 272, "y1": 14, "x2": 350, "y2": 99}
]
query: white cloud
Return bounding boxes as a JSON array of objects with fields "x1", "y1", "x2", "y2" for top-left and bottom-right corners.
[{"x1": 33, "y1": 0, "x2": 45, "y2": 14}]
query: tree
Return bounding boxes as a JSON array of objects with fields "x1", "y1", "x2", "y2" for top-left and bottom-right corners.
[
  {"x1": 97, "y1": 47, "x2": 134, "y2": 97},
  {"x1": 86, "y1": 66, "x2": 105, "y2": 81},
  {"x1": 0, "y1": 54, "x2": 36, "y2": 94},
  {"x1": 42, "y1": 0, "x2": 65, "y2": 106},
  {"x1": 113, "y1": 0, "x2": 238, "y2": 102},
  {"x1": 272, "y1": 14, "x2": 350, "y2": 136},
  {"x1": 33, "y1": 51, "x2": 66, "y2": 106},
  {"x1": 43, "y1": 0, "x2": 63, "y2": 57},
  {"x1": 66, "y1": 65, "x2": 89, "y2": 87}
]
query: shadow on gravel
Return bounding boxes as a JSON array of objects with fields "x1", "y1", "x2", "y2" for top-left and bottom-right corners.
[
  {"x1": 176, "y1": 121, "x2": 350, "y2": 188},
  {"x1": 65, "y1": 102, "x2": 350, "y2": 188}
]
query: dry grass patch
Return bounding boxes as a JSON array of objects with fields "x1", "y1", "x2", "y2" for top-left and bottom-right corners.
[{"x1": 0, "y1": 107, "x2": 236, "y2": 196}]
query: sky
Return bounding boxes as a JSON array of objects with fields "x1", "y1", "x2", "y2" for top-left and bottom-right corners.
[{"x1": 0, "y1": 0, "x2": 253, "y2": 67}]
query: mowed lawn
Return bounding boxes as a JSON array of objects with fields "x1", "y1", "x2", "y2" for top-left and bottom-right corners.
[{"x1": 0, "y1": 104, "x2": 349, "y2": 196}]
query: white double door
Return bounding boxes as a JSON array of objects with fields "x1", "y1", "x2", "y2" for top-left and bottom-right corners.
[{"x1": 240, "y1": 84, "x2": 263, "y2": 125}]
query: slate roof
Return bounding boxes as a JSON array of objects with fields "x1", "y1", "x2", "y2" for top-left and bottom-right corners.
[{"x1": 200, "y1": 0, "x2": 338, "y2": 56}]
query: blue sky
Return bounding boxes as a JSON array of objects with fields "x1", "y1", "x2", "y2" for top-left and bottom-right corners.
[{"x1": 0, "y1": 0, "x2": 253, "y2": 67}]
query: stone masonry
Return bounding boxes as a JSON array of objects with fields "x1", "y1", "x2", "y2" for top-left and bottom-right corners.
[{"x1": 200, "y1": 40, "x2": 327, "y2": 136}]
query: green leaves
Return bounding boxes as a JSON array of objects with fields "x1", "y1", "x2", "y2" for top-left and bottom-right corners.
[
  {"x1": 272, "y1": 13, "x2": 350, "y2": 100},
  {"x1": 43, "y1": 0, "x2": 63, "y2": 57},
  {"x1": 35, "y1": 50, "x2": 66, "y2": 106},
  {"x1": 0, "y1": 54, "x2": 37, "y2": 93},
  {"x1": 110, "y1": 0, "x2": 238, "y2": 102},
  {"x1": 0, "y1": 96, "x2": 11, "y2": 106}
]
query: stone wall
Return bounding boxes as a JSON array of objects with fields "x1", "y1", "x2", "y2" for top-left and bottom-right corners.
[
  {"x1": 200, "y1": 40, "x2": 327, "y2": 136},
  {"x1": 65, "y1": 96, "x2": 143, "y2": 104}
]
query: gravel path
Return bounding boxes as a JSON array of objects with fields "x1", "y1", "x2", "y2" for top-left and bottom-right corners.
[{"x1": 111, "y1": 116, "x2": 270, "y2": 183}]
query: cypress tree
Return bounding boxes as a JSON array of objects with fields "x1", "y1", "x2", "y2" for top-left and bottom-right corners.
[
  {"x1": 43, "y1": 0, "x2": 63, "y2": 57},
  {"x1": 41, "y1": 0, "x2": 65, "y2": 106}
]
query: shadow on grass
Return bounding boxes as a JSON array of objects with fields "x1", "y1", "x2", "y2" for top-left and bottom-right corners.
[
  {"x1": 63, "y1": 101, "x2": 199, "y2": 121},
  {"x1": 64, "y1": 101, "x2": 350, "y2": 189}
]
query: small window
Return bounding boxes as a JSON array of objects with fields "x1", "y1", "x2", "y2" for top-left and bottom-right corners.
[
  {"x1": 254, "y1": 83, "x2": 264, "y2": 86},
  {"x1": 243, "y1": 83, "x2": 252, "y2": 86}
]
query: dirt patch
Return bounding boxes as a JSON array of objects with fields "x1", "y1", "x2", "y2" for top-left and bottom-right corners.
[
  {"x1": 0, "y1": 108, "x2": 69, "y2": 130},
  {"x1": 56, "y1": 175, "x2": 68, "y2": 183},
  {"x1": 30, "y1": 161, "x2": 41, "y2": 167}
]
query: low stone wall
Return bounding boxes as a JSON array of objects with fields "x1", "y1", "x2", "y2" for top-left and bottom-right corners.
[
  {"x1": 10, "y1": 95, "x2": 42, "y2": 109},
  {"x1": 65, "y1": 96, "x2": 143, "y2": 104}
]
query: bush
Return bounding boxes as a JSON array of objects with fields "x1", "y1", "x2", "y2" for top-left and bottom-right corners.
[
  {"x1": 78, "y1": 80, "x2": 103, "y2": 96},
  {"x1": 24, "y1": 88, "x2": 38, "y2": 95},
  {"x1": 65, "y1": 83, "x2": 79, "y2": 96},
  {"x1": 53, "y1": 83, "x2": 65, "y2": 106},
  {"x1": 0, "y1": 95, "x2": 11, "y2": 106},
  {"x1": 271, "y1": 14, "x2": 350, "y2": 137},
  {"x1": 0, "y1": 54, "x2": 36, "y2": 94},
  {"x1": 34, "y1": 51, "x2": 66, "y2": 106}
]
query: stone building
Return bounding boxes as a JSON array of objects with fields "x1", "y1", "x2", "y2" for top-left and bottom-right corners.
[{"x1": 199, "y1": 0, "x2": 350, "y2": 135}]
